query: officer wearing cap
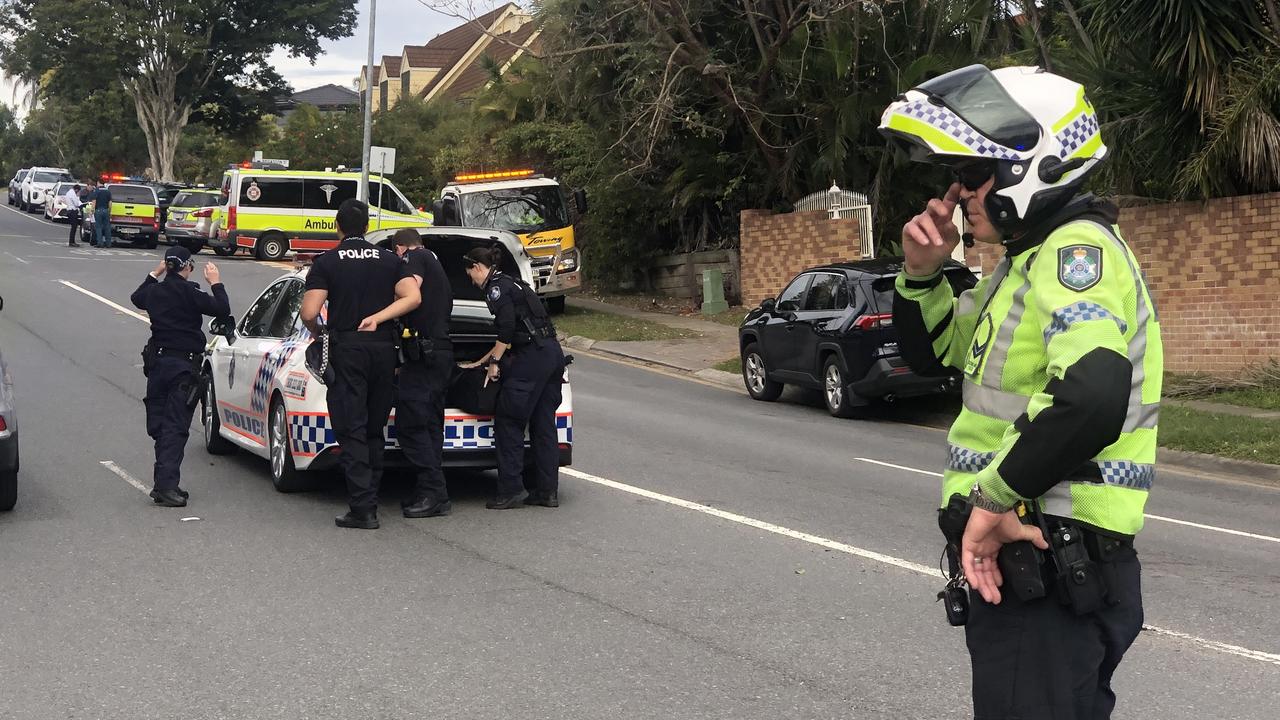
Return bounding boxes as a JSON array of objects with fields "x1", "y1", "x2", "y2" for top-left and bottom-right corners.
[
  {"x1": 881, "y1": 65, "x2": 1162, "y2": 718},
  {"x1": 300, "y1": 198, "x2": 420, "y2": 529},
  {"x1": 390, "y1": 228, "x2": 453, "y2": 518},
  {"x1": 130, "y1": 246, "x2": 230, "y2": 507},
  {"x1": 461, "y1": 245, "x2": 564, "y2": 510}
]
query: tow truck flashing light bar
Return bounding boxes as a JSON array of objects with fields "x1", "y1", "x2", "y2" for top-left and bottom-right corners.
[{"x1": 452, "y1": 169, "x2": 539, "y2": 183}]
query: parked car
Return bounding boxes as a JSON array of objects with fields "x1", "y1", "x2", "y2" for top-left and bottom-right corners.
[
  {"x1": 737, "y1": 258, "x2": 976, "y2": 417},
  {"x1": 42, "y1": 182, "x2": 79, "y2": 221},
  {"x1": 162, "y1": 188, "x2": 220, "y2": 250},
  {"x1": 80, "y1": 183, "x2": 162, "y2": 248},
  {"x1": 152, "y1": 182, "x2": 188, "y2": 228},
  {"x1": 19, "y1": 167, "x2": 73, "y2": 212},
  {"x1": 8, "y1": 169, "x2": 30, "y2": 205},
  {"x1": 0, "y1": 295, "x2": 18, "y2": 511},
  {"x1": 200, "y1": 226, "x2": 573, "y2": 491},
  {"x1": 197, "y1": 205, "x2": 236, "y2": 256}
]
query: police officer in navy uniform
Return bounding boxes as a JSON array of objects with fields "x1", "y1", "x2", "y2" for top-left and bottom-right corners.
[
  {"x1": 462, "y1": 245, "x2": 564, "y2": 509},
  {"x1": 130, "y1": 246, "x2": 230, "y2": 507},
  {"x1": 391, "y1": 228, "x2": 454, "y2": 518},
  {"x1": 300, "y1": 198, "x2": 420, "y2": 529}
]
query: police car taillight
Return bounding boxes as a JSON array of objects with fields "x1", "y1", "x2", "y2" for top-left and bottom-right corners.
[
  {"x1": 854, "y1": 313, "x2": 893, "y2": 330},
  {"x1": 192, "y1": 208, "x2": 212, "y2": 218},
  {"x1": 227, "y1": 206, "x2": 237, "y2": 230}
]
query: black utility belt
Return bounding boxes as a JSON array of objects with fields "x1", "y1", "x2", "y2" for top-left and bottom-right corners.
[
  {"x1": 152, "y1": 347, "x2": 201, "y2": 362},
  {"x1": 329, "y1": 330, "x2": 395, "y2": 345},
  {"x1": 400, "y1": 335, "x2": 452, "y2": 363}
]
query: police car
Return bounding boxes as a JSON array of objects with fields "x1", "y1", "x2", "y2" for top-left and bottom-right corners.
[{"x1": 200, "y1": 227, "x2": 574, "y2": 491}]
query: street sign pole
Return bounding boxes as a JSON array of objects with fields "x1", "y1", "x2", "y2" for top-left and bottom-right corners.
[{"x1": 360, "y1": 0, "x2": 376, "y2": 204}]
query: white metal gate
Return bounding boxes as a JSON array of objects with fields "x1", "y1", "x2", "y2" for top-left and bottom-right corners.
[{"x1": 793, "y1": 185, "x2": 875, "y2": 259}]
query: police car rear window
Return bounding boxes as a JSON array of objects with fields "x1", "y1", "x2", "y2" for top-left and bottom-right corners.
[
  {"x1": 173, "y1": 191, "x2": 219, "y2": 207},
  {"x1": 109, "y1": 185, "x2": 157, "y2": 204}
]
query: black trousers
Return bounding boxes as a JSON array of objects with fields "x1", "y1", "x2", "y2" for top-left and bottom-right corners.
[
  {"x1": 494, "y1": 341, "x2": 564, "y2": 497},
  {"x1": 966, "y1": 545, "x2": 1143, "y2": 720},
  {"x1": 144, "y1": 355, "x2": 198, "y2": 491},
  {"x1": 395, "y1": 349, "x2": 454, "y2": 503},
  {"x1": 326, "y1": 342, "x2": 397, "y2": 513},
  {"x1": 68, "y1": 208, "x2": 82, "y2": 244}
]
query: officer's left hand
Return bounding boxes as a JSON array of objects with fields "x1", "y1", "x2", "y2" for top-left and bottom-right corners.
[
  {"x1": 357, "y1": 316, "x2": 379, "y2": 331},
  {"x1": 961, "y1": 507, "x2": 1049, "y2": 605},
  {"x1": 484, "y1": 362, "x2": 500, "y2": 386}
]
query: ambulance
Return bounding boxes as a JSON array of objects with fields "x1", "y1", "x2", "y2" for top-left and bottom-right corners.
[
  {"x1": 435, "y1": 169, "x2": 586, "y2": 313},
  {"x1": 216, "y1": 162, "x2": 431, "y2": 260}
]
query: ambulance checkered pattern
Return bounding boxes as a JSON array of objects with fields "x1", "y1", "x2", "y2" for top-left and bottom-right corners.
[
  {"x1": 1044, "y1": 302, "x2": 1127, "y2": 343},
  {"x1": 899, "y1": 100, "x2": 1024, "y2": 160},
  {"x1": 948, "y1": 444, "x2": 997, "y2": 473},
  {"x1": 1055, "y1": 112, "x2": 1100, "y2": 159},
  {"x1": 290, "y1": 414, "x2": 333, "y2": 456},
  {"x1": 1098, "y1": 461, "x2": 1155, "y2": 490}
]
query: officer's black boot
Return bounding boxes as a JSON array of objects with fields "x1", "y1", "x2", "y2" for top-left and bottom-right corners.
[
  {"x1": 486, "y1": 492, "x2": 526, "y2": 510},
  {"x1": 335, "y1": 508, "x2": 380, "y2": 529},
  {"x1": 529, "y1": 491, "x2": 559, "y2": 508},
  {"x1": 403, "y1": 497, "x2": 452, "y2": 518},
  {"x1": 149, "y1": 489, "x2": 187, "y2": 507}
]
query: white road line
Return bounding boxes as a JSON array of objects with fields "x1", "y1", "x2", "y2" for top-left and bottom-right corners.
[
  {"x1": 4, "y1": 251, "x2": 29, "y2": 264},
  {"x1": 851, "y1": 457, "x2": 1280, "y2": 545},
  {"x1": 100, "y1": 460, "x2": 149, "y2": 495},
  {"x1": 563, "y1": 466, "x2": 1280, "y2": 666},
  {"x1": 57, "y1": 279, "x2": 149, "y2": 324}
]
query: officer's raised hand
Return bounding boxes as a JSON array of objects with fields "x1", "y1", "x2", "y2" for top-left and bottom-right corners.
[
  {"x1": 204, "y1": 262, "x2": 220, "y2": 285},
  {"x1": 902, "y1": 182, "x2": 962, "y2": 276},
  {"x1": 152, "y1": 260, "x2": 167, "y2": 278}
]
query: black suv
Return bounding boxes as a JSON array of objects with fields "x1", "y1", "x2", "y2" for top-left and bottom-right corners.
[{"x1": 737, "y1": 258, "x2": 976, "y2": 416}]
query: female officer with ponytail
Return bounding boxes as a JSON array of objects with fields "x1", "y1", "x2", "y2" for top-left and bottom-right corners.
[{"x1": 461, "y1": 245, "x2": 564, "y2": 510}]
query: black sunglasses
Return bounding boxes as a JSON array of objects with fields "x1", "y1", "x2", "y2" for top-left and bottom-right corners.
[{"x1": 954, "y1": 161, "x2": 996, "y2": 191}]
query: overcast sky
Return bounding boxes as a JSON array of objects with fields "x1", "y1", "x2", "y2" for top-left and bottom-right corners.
[{"x1": 270, "y1": 0, "x2": 506, "y2": 92}]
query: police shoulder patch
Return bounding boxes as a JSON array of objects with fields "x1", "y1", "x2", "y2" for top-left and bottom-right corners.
[
  {"x1": 1058, "y1": 244, "x2": 1102, "y2": 292},
  {"x1": 488, "y1": 285, "x2": 502, "y2": 301}
]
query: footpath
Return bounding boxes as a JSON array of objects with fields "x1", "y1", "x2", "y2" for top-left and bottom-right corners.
[{"x1": 560, "y1": 296, "x2": 1280, "y2": 486}]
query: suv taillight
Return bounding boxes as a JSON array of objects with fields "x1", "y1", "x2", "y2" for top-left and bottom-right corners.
[
  {"x1": 854, "y1": 313, "x2": 893, "y2": 330},
  {"x1": 192, "y1": 208, "x2": 212, "y2": 218},
  {"x1": 153, "y1": 208, "x2": 161, "y2": 228}
]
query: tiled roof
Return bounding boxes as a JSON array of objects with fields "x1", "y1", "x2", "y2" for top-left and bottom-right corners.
[
  {"x1": 403, "y1": 44, "x2": 456, "y2": 68},
  {"x1": 423, "y1": 2, "x2": 513, "y2": 51},
  {"x1": 360, "y1": 65, "x2": 382, "y2": 84},
  {"x1": 442, "y1": 23, "x2": 539, "y2": 99},
  {"x1": 291, "y1": 84, "x2": 359, "y2": 107},
  {"x1": 381, "y1": 55, "x2": 403, "y2": 77}
]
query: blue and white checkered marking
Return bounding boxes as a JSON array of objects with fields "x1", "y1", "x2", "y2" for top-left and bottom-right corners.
[
  {"x1": 899, "y1": 100, "x2": 1025, "y2": 160},
  {"x1": 251, "y1": 339, "x2": 303, "y2": 415},
  {"x1": 290, "y1": 414, "x2": 334, "y2": 455},
  {"x1": 1044, "y1": 302, "x2": 1127, "y2": 343},
  {"x1": 1055, "y1": 111, "x2": 1100, "y2": 159},
  {"x1": 1098, "y1": 461, "x2": 1155, "y2": 490},
  {"x1": 948, "y1": 445, "x2": 997, "y2": 473}
]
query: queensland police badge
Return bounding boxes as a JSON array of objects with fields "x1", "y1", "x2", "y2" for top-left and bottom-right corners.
[{"x1": 1059, "y1": 245, "x2": 1102, "y2": 291}]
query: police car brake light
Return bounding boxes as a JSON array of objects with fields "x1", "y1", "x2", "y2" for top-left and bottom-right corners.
[
  {"x1": 453, "y1": 169, "x2": 538, "y2": 184},
  {"x1": 854, "y1": 313, "x2": 893, "y2": 330}
]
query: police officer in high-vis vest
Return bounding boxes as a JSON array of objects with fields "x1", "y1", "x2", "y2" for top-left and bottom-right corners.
[
  {"x1": 880, "y1": 65, "x2": 1162, "y2": 719},
  {"x1": 301, "y1": 198, "x2": 421, "y2": 529},
  {"x1": 462, "y1": 245, "x2": 564, "y2": 510},
  {"x1": 130, "y1": 246, "x2": 230, "y2": 507}
]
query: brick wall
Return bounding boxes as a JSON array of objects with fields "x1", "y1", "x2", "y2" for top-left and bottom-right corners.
[
  {"x1": 964, "y1": 193, "x2": 1280, "y2": 374},
  {"x1": 739, "y1": 209, "x2": 862, "y2": 306}
]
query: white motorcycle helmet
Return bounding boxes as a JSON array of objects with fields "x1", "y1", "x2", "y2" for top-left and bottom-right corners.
[{"x1": 879, "y1": 64, "x2": 1107, "y2": 234}]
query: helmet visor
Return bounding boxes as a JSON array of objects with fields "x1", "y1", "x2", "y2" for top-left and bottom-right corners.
[{"x1": 917, "y1": 65, "x2": 1041, "y2": 153}]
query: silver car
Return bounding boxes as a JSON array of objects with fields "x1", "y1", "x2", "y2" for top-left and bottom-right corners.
[{"x1": 0, "y1": 295, "x2": 18, "y2": 511}]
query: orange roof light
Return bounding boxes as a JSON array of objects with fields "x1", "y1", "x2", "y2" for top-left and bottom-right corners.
[{"x1": 452, "y1": 169, "x2": 537, "y2": 183}]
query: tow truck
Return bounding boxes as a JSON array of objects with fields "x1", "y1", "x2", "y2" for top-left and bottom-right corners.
[{"x1": 434, "y1": 169, "x2": 586, "y2": 313}]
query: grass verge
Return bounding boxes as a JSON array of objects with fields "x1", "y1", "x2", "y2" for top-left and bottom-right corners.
[
  {"x1": 555, "y1": 306, "x2": 699, "y2": 342},
  {"x1": 1158, "y1": 405, "x2": 1280, "y2": 465},
  {"x1": 714, "y1": 356, "x2": 742, "y2": 374}
]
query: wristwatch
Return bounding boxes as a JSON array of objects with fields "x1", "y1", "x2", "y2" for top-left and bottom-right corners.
[{"x1": 968, "y1": 483, "x2": 1013, "y2": 514}]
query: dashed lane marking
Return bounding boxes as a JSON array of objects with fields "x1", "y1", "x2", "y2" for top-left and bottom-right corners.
[
  {"x1": 57, "y1": 279, "x2": 149, "y2": 323},
  {"x1": 561, "y1": 466, "x2": 1280, "y2": 667},
  {"x1": 4, "y1": 251, "x2": 29, "y2": 264}
]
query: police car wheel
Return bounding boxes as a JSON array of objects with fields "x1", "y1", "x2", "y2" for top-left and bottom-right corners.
[
  {"x1": 269, "y1": 399, "x2": 308, "y2": 493},
  {"x1": 256, "y1": 233, "x2": 288, "y2": 261},
  {"x1": 742, "y1": 343, "x2": 783, "y2": 401},
  {"x1": 202, "y1": 379, "x2": 235, "y2": 455},
  {"x1": 822, "y1": 356, "x2": 861, "y2": 418}
]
